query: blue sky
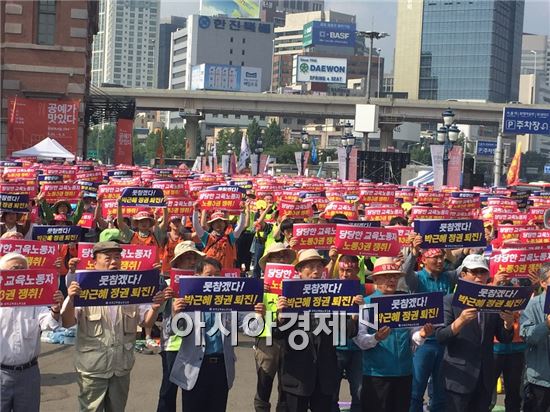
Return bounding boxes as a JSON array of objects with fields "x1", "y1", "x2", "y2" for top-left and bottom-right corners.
[{"x1": 161, "y1": 0, "x2": 550, "y2": 70}]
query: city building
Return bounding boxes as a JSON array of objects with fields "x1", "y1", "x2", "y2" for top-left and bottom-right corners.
[
  {"x1": 91, "y1": 0, "x2": 159, "y2": 88},
  {"x1": 1, "y1": 0, "x2": 99, "y2": 157},
  {"x1": 158, "y1": 16, "x2": 186, "y2": 89},
  {"x1": 261, "y1": 0, "x2": 325, "y2": 26},
  {"x1": 393, "y1": 0, "x2": 524, "y2": 102},
  {"x1": 168, "y1": 14, "x2": 274, "y2": 135},
  {"x1": 521, "y1": 34, "x2": 549, "y2": 85}
]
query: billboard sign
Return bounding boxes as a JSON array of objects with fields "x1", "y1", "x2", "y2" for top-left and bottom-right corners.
[
  {"x1": 303, "y1": 21, "x2": 356, "y2": 48},
  {"x1": 293, "y1": 56, "x2": 347, "y2": 84},
  {"x1": 476, "y1": 140, "x2": 497, "y2": 157},
  {"x1": 502, "y1": 107, "x2": 550, "y2": 135},
  {"x1": 200, "y1": 0, "x2": 261, "y2": 19},
  {"x1": 191, "y1": 64, "x2": 262, "y2": 93}
]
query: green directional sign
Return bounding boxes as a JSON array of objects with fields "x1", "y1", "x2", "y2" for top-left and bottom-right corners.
[
  {"x1": 87, "y1": 150, "x2": 97, "y2": 159},
  {"x1": 303, "y1": 22, "x2": 313, "y2": 47}
]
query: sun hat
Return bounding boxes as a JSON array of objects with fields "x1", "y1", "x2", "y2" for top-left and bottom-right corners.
[
  {"x1": 132, "y1": 211, "x2": 155, "y2": 222},
  {"x1": 92, "y1": 241, "x2": 123, "y2": 256},
  {"x1": 259, "y1": 242, "x2": 297, "y2": 270},
  {"x1": 52, "y1": 200, "x2": 72, "y2": 213},
  {"x1": 459, "y1": 254, "x2": 489, "y2": 273},
  {"x1": 294, "y1": 249, "x2": 328, "y2": 271},
  {"x1": 368, "y1": 257, "x2": 405, "y2": 279},
  {"x1": 207, "y1": 211, "x2": 228, "y2": 224},
  {"x1": 170, "y1": 240, "x2": 205, "y2": 265},
  {"x1": 99, "y1": 228, "x2": 121, "y2": 242}
]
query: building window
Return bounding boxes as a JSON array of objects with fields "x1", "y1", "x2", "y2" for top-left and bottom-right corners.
[
  {"x1": 230, "y1": 49, "x2": 233, "y2": 54},
  {"x1": 37, "y1": 0, "x2": 56, "y2": 45},
  {"x1": 241, "y1": 50, "x2": 245, "y2": 55},
  {"x1": 242, "y1": 38, "x2": 246, "y2": 44},
  {"x1": 230, "y1": 37, "x2": 234, "y2": 42}
]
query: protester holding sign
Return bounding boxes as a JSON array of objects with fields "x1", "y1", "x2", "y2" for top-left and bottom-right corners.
[
  {"x1": 61, "y1": 241, "x2": 165, "y2": 412},
  {"x1": 520, "y1": 262, "x2": 550, "y2": 411},
  {"x1": 156, "y1": 241, "x2": 204, "y2": 412},
  {"x1": 436, "y1": 255, "x2": 514, "y2": 412},
  {"x1": 37, "y1": 191, "x2": 84, "y2": 225},
  {"x1": 255, "y1": 242, "x2": 296, "y2": 412},
  {"x1": 0, "y1": 210, "x2": 31, "y2": 239},
  {"x1": 354, "y1": 258, "x2": 434, "y2": 412},
  {"x1": 275, "y1": 249, "x2": 363, "y2": 412},
  {"x1": 0, "y1": 253, "x2": 63, "y2": 412}
]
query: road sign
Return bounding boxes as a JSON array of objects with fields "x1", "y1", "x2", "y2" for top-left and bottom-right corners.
[
  {"x1": 476, "y1": 140, "x2": 497, "y2": 157},
  {"x1": 86, "y1": 150, "x2": 97, "y2": 158},
  {"x1": 502, "y1": 107, "x2": 550, "y2": 135},
  {"x1": 544, "y1": 164, "x2": 550, "y2": 174}
]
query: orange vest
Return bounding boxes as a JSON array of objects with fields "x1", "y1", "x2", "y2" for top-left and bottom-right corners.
[
  {"x1": 162, "y1": 233, "x2": 182, "y2": 273},
  {"x1": 130, "y1": 232, "x2": 161, "y2": 263},
  {"x1": 203, "y1": 228, "x2": 236, "y2": 268}
]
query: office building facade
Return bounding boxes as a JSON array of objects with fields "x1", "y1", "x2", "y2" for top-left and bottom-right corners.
[
  {"x1": 91, "y1": 0, "x2": 159, "y2": 88},
  {"x1": 394, "y1": 0, "x2": 524, "y2": 102},
  {"x1": 158, "y1": 16, "x2": 186, "y2": 89}
]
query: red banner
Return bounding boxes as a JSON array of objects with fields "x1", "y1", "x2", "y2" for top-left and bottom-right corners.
[
  {"x1": 363, "y1": 206, "x2": 404, "y2": 225},
  {"x1": 490, "y1": 247, "x2": 550, "y2": 278},
  {"x1": 2, "y1": 167, "x2": 36, "y2": 180},
  {"x1": 198, "y1": 190, "x2": 242, "y2": 212},
  {"x1": 279, "y1": 201, "x2": 313, "y2": 219},
  {"x1": 165, "y1": 197, "x2": 194, "y2": 217},
  {"x1": 152, "y1": 181, "x2": 187, "y2": 197},
  {"x1": 292, "y1": 223, "x2": 336, "y2": 250},
  {"x1": 114, "y1": 118, "x2": 134, "y2": 165},
  {"x1": 7, "y1": 97, "x2": 79, "y2": 155},
  {"x1": 389, "y1": 226, "x2": 414, "y2": 247},
  {"x1": 322, "y1": 201, "x2": 358, "y2": 220},
  {"x1": 487, "y1": 198, "x2": 518, "y2": 209},
  {"x1": 518, "y1": 230, "x2": 550, "y2": 244},
  {"x1": 416, "y1": 191, "x2": 447, "y2": 205},
  {"x1": 101, "y1": 199, "x2": 147, "y2": 219},
  {"x1": 448, "y1": 197, "x2": 481, "y2": 210},
  {"x1": 40, "y1": 184, "x2": 81, "y2": 202},
  {"x1": 527, "y1": 207, "x2": 547, "y2": 222},
  {"x1": 263, "y1": 263, "x2": 299, "y2": 295},
  {"x1": 78, "y1": 212, "x2": 95, "y2": 229},
  {"x1": 76, "y1": 243, "x2": 157, "y2": 271},
  {"x1": 496, "y1": 225, "x2": 532, "y2": 242},
  {"x1": 0, "y1": 269, "x2": 59, "y2": 307},
  {"x1": 0, "y1": 183, "x2": 37, "y2": 197},
  {"x1": 221, "y1": 268, "x2": 240, "y2": 278},
  {"x1": 0, "y1": 239, "x2": 59, "y2": 268},
  {"x1": 411, "y1": 207, "x2": 450, "y2": 220},
  {"x1": 169, "y1": 269, "x2": 194, "y2": 296},
  {"x1": 492, "y1": 212, "x2": 529, "y2": 225},
  {"x1": 97, "y1": 185, "x2": 125, "y2": 199},
  {"x1": 360, "y1": 188, "x2": 396, "y2": 204},
  {"x1": 335, "y1": 224, "x2": 401, "y2": 257}
]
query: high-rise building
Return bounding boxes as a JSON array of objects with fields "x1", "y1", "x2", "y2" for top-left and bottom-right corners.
[
  {"x1": 91, "y1": 0, "x2": 160, "y2": 88},
  {"x1": 158, "y1": 16, "x2": 186, "y2": 89},
  {"x1": 260, "y1": 0, "x2": 325, "y2": 25},
  {"x1": 394, "y1": 0, "x2": 524, "y2": 102},
  {"x1": 521, "y1": 34, "x2": 549, "y2": 85}
]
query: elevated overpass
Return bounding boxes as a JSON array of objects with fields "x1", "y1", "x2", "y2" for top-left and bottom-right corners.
[{"x1": 95, "y1": 87, "x2": 527, "y2": 157}]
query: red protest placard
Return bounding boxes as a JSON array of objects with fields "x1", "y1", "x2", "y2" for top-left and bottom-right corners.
[
  {"x1": 449, "y1": 209, "x2": 480, "y2": 220},
  {"x1": 292, "y1": 223, "x2": 336, "y2": 250},
  {"x1": 486, "y1": 198, "x2": 519, "y2": 209},
  {"x1": 198, "y1": 190, "x2": 242, "y2": 212},
  {"x1": 101, "y1": 199, "x2": 147, "y2": 219},
  {"x1": 264, "y1": 263, "x2": 299, "y2": 295},
  {"x1": 279, "y1": 201, "x2": 313, "y2": 219},
  {"x1": 490, "y1": 247, "x2": 550, "y2": 278},
  {"x1": 518, "y1": 230, "x2": 550, "y2": 244},
  {"x1": 0, "y1": 239, "x2": 59, "y2": 269},
  {"x1": 0, "y1": 269, "x2": 59, "y2": 307},
  {"x1": 325, "y1": 191, "x2": 345, "y2": 202},
  {"x1": 44, "y1": 167, "x2": 77, "y2": 182},
  {"x1": 411, "y1": 207, "x2": 451, "y2": 220},
  {"x1": 152, "y1": 181, "x2": 187, "y2": 197},
  {"x1": 492, "y1": 212, "x2": 529, "y2": 225},
  {"x1": 416, "y1": 191, "x2": 448, "y2": 205},
  {"x1": 363, "y1": 206, "x2": 404, "y2": 224},
  {"x1": 7, "y1": 97, "x2": 79, "y2": 154},
  {"x1": 303, "y1": 196, "x2": 329, "y2": 211},
  {"x1": 360, "y1": 188, "x2": 396, "y2": 204},
  {"x1": 222, "y1": 268, "x2": 240, "y2": 278},
  {"x1": 169, "y1": 269, "x2": 194, "y2": 296},
  {"x1": 447, "y1": 197, "x2": 481, "y2": 210},
  {"x1": 76, "y1": 243, "x2": 158, "y2": 271},
  {"x1": 165, "y1": 197, "x2": 194, "y2": 217},
  {"x1": 41, "y1": 184, "x2": 81, "y2": 202},
  {"x1": 322, "y1": 201, "x2": 358, "y2": 220},
  {"x1": 2, "y1": 167, "x2": 37, "y2": 180},
  {"x1": 0, "y1": 183, "x2": 37, "y2": 197},
  {"x1": 78, "y1": 212, "x2": 95, "y2": 229},
  {"x1": 527, "y1": 207, "x2": 547, "y2": 222},
  {"x1": 76, "y1": 170, "x2": 103, "y2": 182},
  {"x1": 97, "y1": 185, "x2": 125, "y2": 199},
  {"x1": 335, "y1": 224, "x2": 401, "y2": 257},
  {"x1": 530, "y1": 197, "x2": 550, "y2": 207},
  {"x1": 279, "y1": 190, "x2": 302, "y2": 202},
  {"x1": 496, "y1": 225, "x2": 532, "y2": 242},
  {"x1": 389, "y1": 226, "x2": 414, "y2": 247}
]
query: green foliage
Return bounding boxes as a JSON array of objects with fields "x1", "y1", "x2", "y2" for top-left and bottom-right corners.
[
  {"x1": 247, "y1": 118, "x2": 262, "y2": 151},
  {"x1": 264, "y1": 143, "x2": 301, "y2": 164},
  {"x1": 230, "y1": 127, "x2": 244, "y2": 154},
  {"x1": 410, "y1": 144, "x2": 432, "y2": 166},
  {"x1": 263, "y1": 119, "x2": 283, "y2": 149},
  {"x1": 133, "y1": 136, "x2": 147, "y2": 165},
  {"x1": 87, "y1": 124, "x2": 115, "y2": 163}
]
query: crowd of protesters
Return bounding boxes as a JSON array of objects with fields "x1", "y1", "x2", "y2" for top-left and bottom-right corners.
[{"x1": 0, "y1": 160, "x2": 549, "y2": 412}]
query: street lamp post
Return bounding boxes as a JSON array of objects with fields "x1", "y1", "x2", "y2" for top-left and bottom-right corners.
[
  {"x1": 301, "y1": 129, "x2": 310, "y2": 176},
  {"x1": 225, "y1": 143, "x2": 233, "y2": 175},
  {"x1": 377, "y1": 48, "x2": 382, "y2": 98},
  {"x1": 254, "y1": 134, "x2": 263, "y2": 176},
  {"x1": 436, "y1": 109, "x2": 460, "y2": 186},
  {"x1": 358, "y1": 31, "x2": 389, "y2": 101},
  {"x1": 199, "y1": 146, "x2": 205, "y2": 172},
  {"x1": 341, "y1": 122, "x2": 356, "y2": 180}
]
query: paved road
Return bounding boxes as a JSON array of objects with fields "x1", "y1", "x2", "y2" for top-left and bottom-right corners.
[{"x1": 39, "y1": 336, "x2": 505, "y2": 411}]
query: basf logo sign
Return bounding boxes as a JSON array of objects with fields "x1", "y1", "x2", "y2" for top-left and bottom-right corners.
[
  {"x1": 303, "y1": 21, "x2": 356, "y2": 48},
  {"x1": 293, "y1": 56, "x2": 347, "y2": 84}
]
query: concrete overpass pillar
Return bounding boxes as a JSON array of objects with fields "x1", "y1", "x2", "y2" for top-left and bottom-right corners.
[
  {"x1": 379, "y1": 124, "x2": 395, "y2": 151},
  {"x1": 185, "y1": 117, "x2": 199, "y2": 159}
]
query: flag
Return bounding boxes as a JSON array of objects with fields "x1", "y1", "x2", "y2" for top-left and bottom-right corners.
[
  {"x1": 238, "y1": 134, "x2": 250, "y2": 172},
  {"x1": 311, "y1": 138, "x2": 318, "y2": 165},
  {"x1": 506, "y1": 142, "x2": 521, "y2": 186}
]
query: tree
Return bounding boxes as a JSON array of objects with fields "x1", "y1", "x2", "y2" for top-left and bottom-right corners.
[
  {"x1": 87, "y1": 124, "x2": 115, "y2": 164},
  {"x1": 263, "y1": 119, "x2": 283, "y2": 149},
  {"x1": 215, "y1": 129, "x2": 233, "y2": 160},
  {"x1": 246, "y1": 118, "x2": 262, "y2": 152},
  {"x1": 230, "y1": 127, "x2": 244, "y2": 155},
  {"x1": 133, "y1": 136, "x2": 147, "y2": 165},
  {"x1": 165, "y1": 127, "x2": 186, "y2": 159},
  {"x1": 410, "y1": 144, "x2": 432, "y2": 166},
  {"x1": 264, "y1": 143, "x2": 301, "y2": 164}
]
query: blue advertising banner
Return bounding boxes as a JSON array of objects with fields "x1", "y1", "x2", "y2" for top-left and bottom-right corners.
[
  {"x1": 303, "y1": 21, "x2": 356, "y2": 47},
  {"x1": 74, "y1": 269, "x2": 160, "y2": 306},
  {"x1": 281, "y1": 279, "x2": 361, "y2": 313},
  {"x1": 0, "y1": 193, "x2": 29, "y2": 212},
  {"x1": 179, "y1": 277, "x2": 262, "y2": 312},
  {"x1": 368, "y1": 292, "x2": 445, "y2": 328},
  {"x1": 31, "y1": 225, "x2": 81, "y2": 243},
  {"x1": 502, "y1": 107, "x2": 550, "y2": 135},
  {"x1": 476, "y1": 141, "x2": 497, "y2": 157},
  {"x1": 452, "y1": 279, "x2": 532, "y2": 312},
  {"x1": 414, "y1": 219, "x2": 486, "y2": 249},
  {"x1": 120, "y1": 187, "x2": 166, "y2": 207}
]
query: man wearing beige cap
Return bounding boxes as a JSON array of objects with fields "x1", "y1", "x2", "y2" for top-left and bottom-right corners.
[
  {"x1": 275, "y1": 249, "x2": 363, "y2": 412},
  {"x1": 62, "y1": 241, "x2": 165, "y2": 412}
]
